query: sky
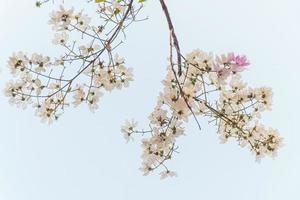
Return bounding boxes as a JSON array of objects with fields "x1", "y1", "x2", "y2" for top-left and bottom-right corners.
[{"x1": 0, "y1": 0, "x2": 299, "y2": 199}]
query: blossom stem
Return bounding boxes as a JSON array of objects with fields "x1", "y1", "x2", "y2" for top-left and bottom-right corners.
[{"x1": 159, "y1": 0, "x2": 182, "y2": 76}]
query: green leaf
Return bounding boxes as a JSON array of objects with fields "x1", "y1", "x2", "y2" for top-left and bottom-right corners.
[{"x1": 95, "y1": 0, "x2": 105, "y2": 3}]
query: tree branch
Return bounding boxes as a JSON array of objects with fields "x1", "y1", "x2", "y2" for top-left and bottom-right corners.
[{"x1": 159, "y1": 0, "x2": 182, "y2": 76}]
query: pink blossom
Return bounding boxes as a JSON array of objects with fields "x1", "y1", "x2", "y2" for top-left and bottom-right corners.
[
  {"x1": 231, "y1": 54, "x2": 249, "y2": 73},
  {"x1": 234, "y1": 55, "x2": 249, "y2": 67},
  {"x1": 214, "y1": 53, "x2": 250, "y2": 80}
]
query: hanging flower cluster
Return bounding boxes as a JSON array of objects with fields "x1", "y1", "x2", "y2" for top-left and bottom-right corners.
[
  {"x1": 120, "y1": 0, "x2": 283, "y2": 179},
  {"x1": 122, "y1": 49, "x2": 283, "y2": 179},
  {"x1": 4, "y1": 0, "x2": 145, "y2": 123}
]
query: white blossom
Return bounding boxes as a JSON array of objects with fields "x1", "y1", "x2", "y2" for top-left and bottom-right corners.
[
  {"x1": 121, "y1": 119, "x2": 138, "y2": 142},
  {"x1": 49, "y1": 5, "x2": 74, "y2": 30},
  {"x1": 52, "y1": 32, "x2": 69, "y2": 45}
]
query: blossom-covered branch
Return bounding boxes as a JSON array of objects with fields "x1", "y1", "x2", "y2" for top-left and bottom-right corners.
[
  {"x1": 5, "y1": 0, "x2": 145, "y2": 123},
  {"x1": 122, "y1": 0, "x2": 283, "y2": 179}
]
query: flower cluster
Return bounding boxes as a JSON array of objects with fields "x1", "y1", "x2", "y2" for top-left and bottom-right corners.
[
  {"x1": 7, "y1": 0, "x2": 281, "y2": 180},
  {"x1": 5, "y1": 0, "x2": 145, "y2": 123},
  {"x1": 122, "y1": 49, "x2": 283, "y2": 179}
]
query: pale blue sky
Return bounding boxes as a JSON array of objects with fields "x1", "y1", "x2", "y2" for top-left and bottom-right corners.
[{"x1": 0, "y1": 0, "x2": 299, "y2": 199}]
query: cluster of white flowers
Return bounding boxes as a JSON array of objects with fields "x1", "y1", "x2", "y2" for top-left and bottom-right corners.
[
  {"x1": 5, "y1": 50, "x2": 134, "y2": 123},
  {"x1": 122, "y1": 49, "x2": 283, "y2": 179},
  {"x1": 5, "y1": 0, "x2": 144, "y2": 123}
]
